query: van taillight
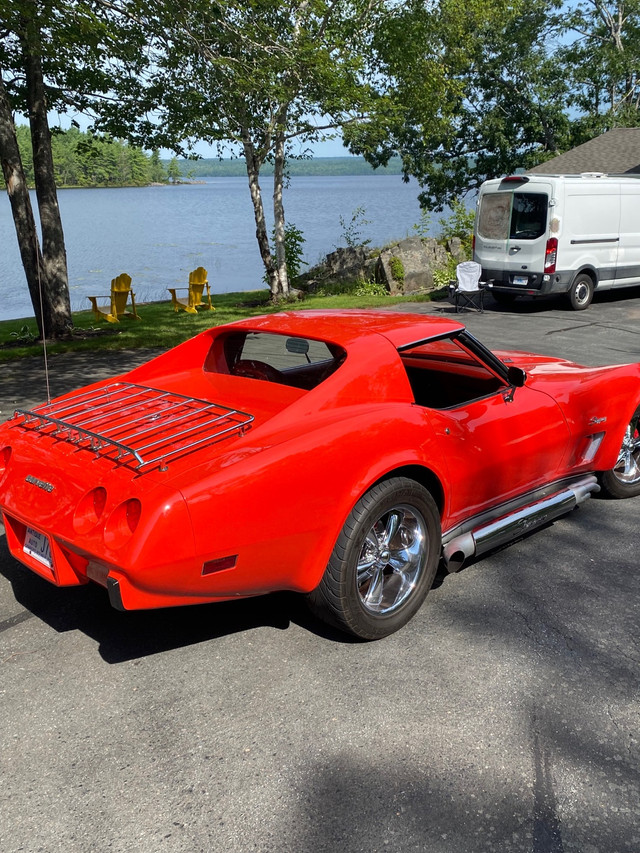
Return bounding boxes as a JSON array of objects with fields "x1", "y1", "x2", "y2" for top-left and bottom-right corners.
[{"x1": 544, "y1": 238, "x2": 558, "y2": 273}]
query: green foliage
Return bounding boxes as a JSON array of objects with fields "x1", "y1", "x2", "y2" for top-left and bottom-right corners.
[
  {"x1": 412, "y1": 209, "x2": 432, "y2": 238},
  {"x1": 338, "y1": 206, "x2": 372, "y2": 248},
  {"x1": 354, "y1": 278, "x2": 388, "y2": 297},
  {"x1": 280, "y1": 223, "x2": 306, "y2": 283},
  {"x1": 160, "y1": 157, "x2": 404, "y2": 178},
  {"x1": 89, "y1": 0, "x2": 395, "y2": 299},
  {"x1": 432, "y1": 254, "x2": 459, "y2": 289},
  {"x1": 437, "y1": 199, "x2": 475, "y2": 254},
  {"x1": 166, "y1": 157, "x2": 182, "y2": 183},
  {"x1": 0, "y1": 126, "x2": 166, "y2": 189},
  {"x1": 348, "y1": 0, "x2": 640, "y2": 208},
  {"x1": 9, "y1": 323, "x2": 38, "y2": 344},
  {"x1": 389, "y1": 255, "x2": 405, "y2": 283},
  {"x1": 264, "y1": 223, "x2": 307, "y2": 285}
]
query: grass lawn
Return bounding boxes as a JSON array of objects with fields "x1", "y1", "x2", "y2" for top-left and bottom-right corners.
[{"x1": 0, "y1": 288, "x2": 442, "y2": 362}]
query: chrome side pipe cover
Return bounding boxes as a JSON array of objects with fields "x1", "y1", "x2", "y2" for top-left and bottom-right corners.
[{"x1": 442, "y1": 475, "x2": 600, "y2": 573}]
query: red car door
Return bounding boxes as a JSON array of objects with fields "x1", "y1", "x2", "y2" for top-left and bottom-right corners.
[
  {"x1": 401, "y1": 334, "x2": 572, "y2": 530},
  {"x1": 427, "y1": 385, "x2": 571, "y2": 528}
]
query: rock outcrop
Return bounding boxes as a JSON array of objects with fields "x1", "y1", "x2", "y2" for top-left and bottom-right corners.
[
  {"x1": 302, "y1": 236, "x2": 469, "y2": 295},
  {"x1": 377, "y1": 237, "x2": 448, "y2": 295}
]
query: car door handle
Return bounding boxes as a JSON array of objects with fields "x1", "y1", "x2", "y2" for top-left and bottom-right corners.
[{"x1": 509, "y1": 246, "x2": 521, "y2": 254}]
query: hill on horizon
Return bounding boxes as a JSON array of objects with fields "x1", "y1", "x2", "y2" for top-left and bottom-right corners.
[{"x1": 162, "y1": 155, "x2": 403, "y2": 178}]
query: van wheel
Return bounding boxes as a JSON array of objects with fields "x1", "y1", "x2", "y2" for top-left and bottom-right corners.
[{"x1": 568, "y1": 274, "x2": 594, "y2": 310}]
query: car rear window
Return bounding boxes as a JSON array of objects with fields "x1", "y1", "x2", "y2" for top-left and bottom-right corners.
[
  {"x1": 478, "y1": 192, "x2": 548, "y2": 240},
  {"x1": 206, "y1": 331, "x2": 346, "y2": 390}
]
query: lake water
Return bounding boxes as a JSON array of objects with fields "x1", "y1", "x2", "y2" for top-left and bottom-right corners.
[{"x1": 0, "y1": 175, "x2": 429, "y2": 322}]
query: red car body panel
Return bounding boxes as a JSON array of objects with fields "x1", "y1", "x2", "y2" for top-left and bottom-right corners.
[{"x1": 0, "y1": 310, "x2": 638, "y2": 612}]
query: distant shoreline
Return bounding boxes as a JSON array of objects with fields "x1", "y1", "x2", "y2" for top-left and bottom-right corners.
[{"x1": 161, "y1": 155, "x2": 403, "y2": 179}]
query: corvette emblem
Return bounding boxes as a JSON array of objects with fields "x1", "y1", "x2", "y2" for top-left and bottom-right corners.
[
  {"x1": 25, "y1": 475, "x2": 54, "y2": 493},
  {"x1": 589, "y1": 416, "x2": 607, "y2": 425}
]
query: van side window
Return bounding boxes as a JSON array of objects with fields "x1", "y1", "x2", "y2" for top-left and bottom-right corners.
[
  {"x1": 511, "y1": 193, "x2": 547, "y2": 239},
  {"x1": 478, "y1": 192, "x2": 548, "y2": 240}
]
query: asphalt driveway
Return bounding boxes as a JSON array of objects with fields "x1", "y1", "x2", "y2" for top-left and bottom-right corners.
[{"x1": 1, "y1": 290, "x2": 639, "y2": 853}]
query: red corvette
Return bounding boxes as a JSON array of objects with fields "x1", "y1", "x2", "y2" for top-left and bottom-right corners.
[{"x1": 1, "y1": 311, "x2": 639, "y2": 639}]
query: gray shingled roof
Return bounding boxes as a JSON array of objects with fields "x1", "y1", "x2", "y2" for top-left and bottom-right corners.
[{"x1": 527, "y1": 128, "x2": 640, "y2": 175}]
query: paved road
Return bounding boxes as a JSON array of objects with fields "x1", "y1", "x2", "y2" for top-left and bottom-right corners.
[{"x1": 1, "y1": 292, "x2": 639, "y2": 853}]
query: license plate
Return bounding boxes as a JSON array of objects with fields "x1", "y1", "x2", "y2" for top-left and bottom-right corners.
[
  {"x1": 24, "y1": 527, "x2": 53, "y2": 569},
  {"x1": 513, "y1": 275, "x2": 528, "y2": 285}
]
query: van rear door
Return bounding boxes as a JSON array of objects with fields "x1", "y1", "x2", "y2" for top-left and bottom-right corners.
[{"x1": 475, "y1": 177, "x2": 553, "y2": 286}]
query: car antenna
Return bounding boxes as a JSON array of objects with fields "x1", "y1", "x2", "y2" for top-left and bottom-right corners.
[{"x1": 36, "y1": 254, "x2": 52, "y2": 405}]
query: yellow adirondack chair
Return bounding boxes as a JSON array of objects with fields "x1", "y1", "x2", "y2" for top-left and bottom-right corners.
[
  {"x1": 168, "y1": 266, "x2": 214, "y2": 313},
  {"x1": 88, "y1": 273, "x2": 140, "y2": 323}
]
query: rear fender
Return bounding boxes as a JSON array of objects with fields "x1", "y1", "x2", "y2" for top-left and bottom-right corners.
[{"x1": 181, "y1": 406, "x2": 449, "y2": 595}]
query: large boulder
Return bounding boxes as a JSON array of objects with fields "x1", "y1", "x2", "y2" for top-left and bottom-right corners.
[
  {"x1": 377, "y1": 237, "x2": 448, "y2": 295},
  {"x1": 446, "y1": 237, "x2": 468, "y2": 264},
  {"x1": 324, "y1": 246, "x2": 369, "y2": 280}
]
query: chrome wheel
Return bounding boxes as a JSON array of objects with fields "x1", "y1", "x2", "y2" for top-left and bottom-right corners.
[
  {"x1": 612, "y1": 418, "x2": 640, "y2": 485},
  {"x1": 599, "y1": 407, "x2": 640, "y2": 498},
  {"x1": 356, "y1": 505, "x2": 426, "y2": 615},
  {"x1": 307, "y1": 478, "x2": 441, "y2": 640}
]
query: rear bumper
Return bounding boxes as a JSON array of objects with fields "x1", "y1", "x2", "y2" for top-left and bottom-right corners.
[{"x1": 482, "y1": 268, "x2": 574, "y2": 296}]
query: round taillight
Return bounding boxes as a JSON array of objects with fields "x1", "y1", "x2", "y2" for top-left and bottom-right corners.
[
  {"x1": 73, "y1": 487, "x2": 107, "y2": 534},
  {"x1": 0, "y1": 446, "x2": 12, "y2": 483},
  {"x1": 0, "y1": 447, "x2": 11, "y2": 483},
  {"x1": 104, "y1": 498, "x2": 142, "y2": 549}
]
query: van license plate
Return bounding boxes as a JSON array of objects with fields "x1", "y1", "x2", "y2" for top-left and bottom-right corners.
[
  {"x1": 513, "y1": 276, "x2": 528, "y2": 285},
  {"x1": 24, "y1": 527, "x2": 53, "y2": 569}
]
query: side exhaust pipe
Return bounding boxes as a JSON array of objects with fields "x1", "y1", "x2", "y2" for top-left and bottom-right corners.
[{"x1": 443, "y1": 475, "x2": 599, "y2": 573}]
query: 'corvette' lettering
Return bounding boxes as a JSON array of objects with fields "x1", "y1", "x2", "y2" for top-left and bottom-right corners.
[{"x1": 25, "y1": 475, "x2": 54, "y2": 493}]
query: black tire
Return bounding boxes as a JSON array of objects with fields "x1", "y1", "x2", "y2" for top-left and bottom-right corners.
[
  {"x1": 308, "y1": 478, "x2": 441, "y2": 640},
  {"x1": 568, "y1": 274, "x2": 594, "y2": 310},
  {"x1": 598, "y1": 407, "x2": 640, "y2": 498},
  {"x1": 492, "y1": 292, "x2": 517, "y2": 306}
]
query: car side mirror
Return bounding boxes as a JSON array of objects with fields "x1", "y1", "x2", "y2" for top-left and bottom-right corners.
[{"x1": 507, "y1": 366, "x2": 526, "y2": 387}]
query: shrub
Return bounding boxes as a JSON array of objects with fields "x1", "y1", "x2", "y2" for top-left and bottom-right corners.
[
  {"x1": 389, "y1": 255, "x2": 405, "y2": 284},
  {"x1": 338, "y1": 206, "x2": 372, "y2": 248},
  {"x1": 354, "y1": 278, "x2": 388, "y2": 297},
  {"x1": 437, "y1": 199, "x2": 475, "y2": 255}
]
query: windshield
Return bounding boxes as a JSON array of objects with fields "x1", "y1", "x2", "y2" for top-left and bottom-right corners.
[{"x1": 478, "y1": 191, "x2": 548, "y2": 240}]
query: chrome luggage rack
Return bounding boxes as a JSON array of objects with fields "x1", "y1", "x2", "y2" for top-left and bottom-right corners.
[{"x1": 14, "y1": 382, "x2": 254, "y2": 471}]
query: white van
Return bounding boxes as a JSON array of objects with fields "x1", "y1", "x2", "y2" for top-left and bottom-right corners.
[{"x1": 473, "y1": 173, "x2": 640, "y2": 309}]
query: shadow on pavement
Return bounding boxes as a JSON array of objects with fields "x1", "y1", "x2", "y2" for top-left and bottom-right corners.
[{"x1": 0, "y1": 536, "x2": 354, "y2": 662}]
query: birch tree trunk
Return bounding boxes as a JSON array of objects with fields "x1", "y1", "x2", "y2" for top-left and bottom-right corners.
[
  {"x1": 242, "y1": 136, "x2": 281, "y2": 300},
  {"x1": 272, "y1": 127, "x2": 290, "y2": 298},
  {"x1": 0, "y1": 73, "x2": 46, "y2": 337}
]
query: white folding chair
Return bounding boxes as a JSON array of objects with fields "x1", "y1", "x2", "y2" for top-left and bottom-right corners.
[{"x1": 452, "y1": 261, "x2": 485, "y2": 313}]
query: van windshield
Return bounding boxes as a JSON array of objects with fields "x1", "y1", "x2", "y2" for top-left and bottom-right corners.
[{"x1": 478, "y1": 192, "x2": 548, "y2": 240}]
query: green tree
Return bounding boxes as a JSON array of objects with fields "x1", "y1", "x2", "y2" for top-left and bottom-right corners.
[
  {"x1": 347, "y1": 0, "x2": 571, "y2": 210},
  {"x1": 1, "y1": 0, "x2": 73, "y2": 337},
  {"x1": 561, "y1": 0, "x2": 640, "y2": 140},
  {"x1": 166, "y1": 156, "x2": 181, "y2": 183},
  {"x1": 149, "y1": 149, "x2": 165, "y2": 183},
  {"x1": 94, "y1": 0, "x2": 387, "y2": 301},
  {"x1": 0, "y1": 0, "x2": 145, "y2": 337}
]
